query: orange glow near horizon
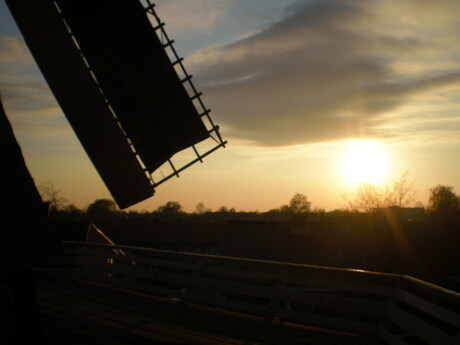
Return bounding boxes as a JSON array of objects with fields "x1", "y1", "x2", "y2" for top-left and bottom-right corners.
[{"x1": 338, "y1": 140, "x2": 390, "y2": 187}]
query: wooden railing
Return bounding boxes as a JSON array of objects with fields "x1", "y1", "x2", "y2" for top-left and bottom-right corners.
[{"x1": 60, "y1": 241, "x2": 459, "y2": 345}]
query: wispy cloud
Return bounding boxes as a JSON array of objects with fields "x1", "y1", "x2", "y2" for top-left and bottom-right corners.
[
  {"x1": 0, "y1": 36, "x2": 66, "y2": 138},
  {"x1": 189, "y1": 0, "x2": 460, "y2": 146},
  {"x1": 0, "y1": 36, "x2": 31, "y2": 63},
  {"x1": 11, "y1": 119, "x2": 71, "y2": 137},
  {"x1": 0, "y1": 36, "x2": 54, "y2": 110},
  {"x1": 154, "y1": 0, "x2": 232, "y2": 36}
]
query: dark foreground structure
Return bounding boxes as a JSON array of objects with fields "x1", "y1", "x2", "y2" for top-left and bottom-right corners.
[
  {"x1": 0, "y1": 94, "x2": 58, "y2": 344},
  {"x1": 33, "y1": 241, "x2": 460, "y2": 345},
  {"x1": 6, "y1": 0, "x2": 226, "y2": 208},
  {"x1": 3, "y1": 1, "x2": 459, "y2": 343},
  {"x1": 36, "y1": 275, "x2": 376, "y2": 345}
]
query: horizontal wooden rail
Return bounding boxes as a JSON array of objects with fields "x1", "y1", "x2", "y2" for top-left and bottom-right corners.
[{"x1": 60, "y1": 241, "x2": 460, "y2": 344}]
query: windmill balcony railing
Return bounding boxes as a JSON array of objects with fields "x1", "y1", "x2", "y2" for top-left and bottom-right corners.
[{"x1": 45, "y1": 241, "x2": 460, "y2": 345}]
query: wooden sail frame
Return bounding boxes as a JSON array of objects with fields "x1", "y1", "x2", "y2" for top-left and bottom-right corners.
[
  {"x1": 142, "y1": 0, "x2": 227, "y2": 187},
  {"x1": 6, "y1": 0, "x2": 226, "y2": 208}
]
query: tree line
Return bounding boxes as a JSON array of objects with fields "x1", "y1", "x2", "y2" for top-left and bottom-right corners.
[{"x1": 39, "y1": 175, "x2": 460, "y2": 223}]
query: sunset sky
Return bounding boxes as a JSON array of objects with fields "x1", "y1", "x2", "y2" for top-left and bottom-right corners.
[{"x1": 1, "y1": 0, "x2": 459, "y2": 212}]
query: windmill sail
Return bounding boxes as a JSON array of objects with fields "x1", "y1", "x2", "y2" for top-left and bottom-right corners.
[
  {"x1": 6, "y1": 0, "x2": 225, "y2": 209},
  {"x1": 56, "y1": 0, "x2": 210, "y2": 172}
]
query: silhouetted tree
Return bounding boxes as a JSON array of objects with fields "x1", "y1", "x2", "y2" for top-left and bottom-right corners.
[
  {"x1": 271, "y1": 193, "x2": 311, "y2": 214},
  {"x1": 53, "y1": 203, "x2": 86, "y2": 221},
  {"x1": 348, "y1": 184, "x2": 383, "y2": 212},
  {"x1": 288, "y1": 193, "x2": 311, "y2": 213},
  {"x1": 277, "y1": 204, "x2": 291, "y2": 213},
  {"x1": 217, "y1": 206, "x2": 236, "y2": 213},
  {"x1": 385, "y1": 172, "x2": 415, "y2": 207},
  {"x1": 157, "y1": 201, "x2": 183, "y2": 214},
  {"x1": 38, "y1": 179, "x2": 68, "y2": 213},
  {"x1": 87, "y1": 199, "x2": 118, "y2": 221},
  {"x1": 428, "y1": 185, "x2": 459, "y2": 217},
  {"x1": 194, "y1": 202, "x2": 211, "y2": 215},
  {"x1": 348, "y1": 173, "x2": 416, "y2": 212}
]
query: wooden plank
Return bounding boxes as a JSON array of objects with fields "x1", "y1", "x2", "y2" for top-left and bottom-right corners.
[
  {"x1": 38, "y1": 279, "x2": 328, "y2": 345},
  {"x1": 73, "y1": 266, "x2": 192, "y2": 299},
  {"x1": 110, "y1": 277, "x2": 179, "y2": 298},
  {"x1": 72, "y1": 257, "x2": 388, "y2": 319},
  {"x1": 284, "y1": 289, "x2": 386, "y2": 316},
  {"x1": 386, "y1": 303, "x2": 457, "y2": 345},
  {"x1": 37, "y1": 278, "x2": 374, "y2": 345},
  {"x1": 73, "y1": 252, "x2": 394, "y2": 299},
  {"x1": 74, "y1": 257, "x2": 149, "y2": 277},
  {"x1": 160, "y1": 274, "x2": 378, "y2": 317},
  {"x1": 59, "y1": 242, "x2": 460, "y2": 345},
  {"x1": 189, "y1": 289, "x2": 377, "y2": 337},
  {"x1": 77, "y1": 250, "x2": 275, "y2": 283},
  {"x1": 277, "y1": 308, "x2": 377, "y2": 335},
  {"x1": 193, "y1": 276, "x2": 384, "y2": 317},
  {"x1": 40, "y1": 313, "x2": 102, "y2": 345},
  {"x1": 78, "y1": 251, "x2": 287, "y2": 289},
  {"x1": 73, "y1": 269, "x2": 119, "y2": 287},
  {"x1": 39, "y1": 296, "x2": 188, "y2": 344},
  {"x1": 402, "y1": 276, "x2": 460, "y2": 305},
  {"x1": 200, "y1": 264, "x2": 275, "y2": 282},
  {"x1": 41, "y1": 306, "x2": 154, "y2": 345},
  {"x1": 74, "y1": 261, "x2": 275, "y2": 306},
  {"x1": 37, "y1": 280, "x2": 238, "y2": 345},
  {"x1": 38, "y1": 279, "x2": 181, "y2": 322},
  {"x1": 40, "y1": 297, "x2": 195, "y2": 344},
  {"x1": 43, "y1": 272, "x2": 382, "y2": 342},
  {"x1": 396, "y1": 289, "x2": 460, "y2": 328},
  {"x1": 129, "y1": 322, "x2": 243, "y2": 345},
  {"x1": 280, "y1": 276, "x2": 395, "y2": 296},
  {"x1": 68, "y1": 242, "x2": 399, "y2": 283},
  {"x1": 211, "y1": 297, "x2": 270, "y2": 316},
  {"x1": 377, "y1": 326, "x2": 409, "y2": 345}
]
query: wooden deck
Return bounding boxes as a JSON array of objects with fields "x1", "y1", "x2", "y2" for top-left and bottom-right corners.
[{"x1": 35, "y1": 275, "x2": 382, "y2": 345}]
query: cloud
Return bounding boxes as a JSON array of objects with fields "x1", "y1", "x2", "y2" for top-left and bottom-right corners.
[
  {"x1": 0, "y1": 36, "x2": 55, "y2": 113},
  {"x1": 153, "y1": 0, "x2": 232, "y2": 36},
  {"x1": 188, "y1": 0, "x2": 460, "y2": 146},
  {"x1": 0, "y1": 35, "x2": 69, "y2": 137},
  {"x1": 0, "y1": 80, "x2": 57, "y2": 113},
  {"x1": 2, "y1": 96, "x2": 68, "y2": 138},
  {"x1": 0, "y1": 36, "x2": 32, "y2": 63},
  {"x1": 0, "y1": 79, "x2": 66, "y2": 138},
  {"x1": 11, "y1": 119, "x2": 71, "y2": 137}
]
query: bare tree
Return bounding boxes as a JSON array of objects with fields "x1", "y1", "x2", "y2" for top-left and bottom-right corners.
[
  {"x1": 347, "y1": 184, "x2": 384, "y2": 213},
  {"x1": 385, "y1": 172, "x2": 415, "y2": 207},
  {"x1": 348, "y1": 173, "x2": 416, "y2": 212},
  {"x1": 194, "y1": 202, "x2": 211, "y2": 215},
  {"x1": 38, "y1": 179, "x2": 67, "y2": 213}
]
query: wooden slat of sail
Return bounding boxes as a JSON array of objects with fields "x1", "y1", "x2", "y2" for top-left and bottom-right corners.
[
  {"x1": 56, "y1": 0, "x2": 210, "y2": 173},
  {"x1": 6, "y1": 0, "x2": 154, "y2": 209}
]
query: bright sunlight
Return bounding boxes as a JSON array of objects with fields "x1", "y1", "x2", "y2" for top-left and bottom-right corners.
[{"x1": 338, "y1": 140, "x2": 390, "y2": 187}]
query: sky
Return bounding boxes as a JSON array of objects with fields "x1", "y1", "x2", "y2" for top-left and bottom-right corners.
[{"x1": 1, "y1": 0, "x2": 459, "y2": 212}]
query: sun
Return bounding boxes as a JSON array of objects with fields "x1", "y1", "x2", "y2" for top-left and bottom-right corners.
[{"x1": 338, "y1": 140, "x2": 390, "y2": 187}]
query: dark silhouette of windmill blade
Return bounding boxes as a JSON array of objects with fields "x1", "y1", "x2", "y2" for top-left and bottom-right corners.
[
  {"x1": 55, "y1": 0, "x2": 210, "y2": 173},
  {"x1": 6, "y1": 0, "x2": 222, "y2": 209}
]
